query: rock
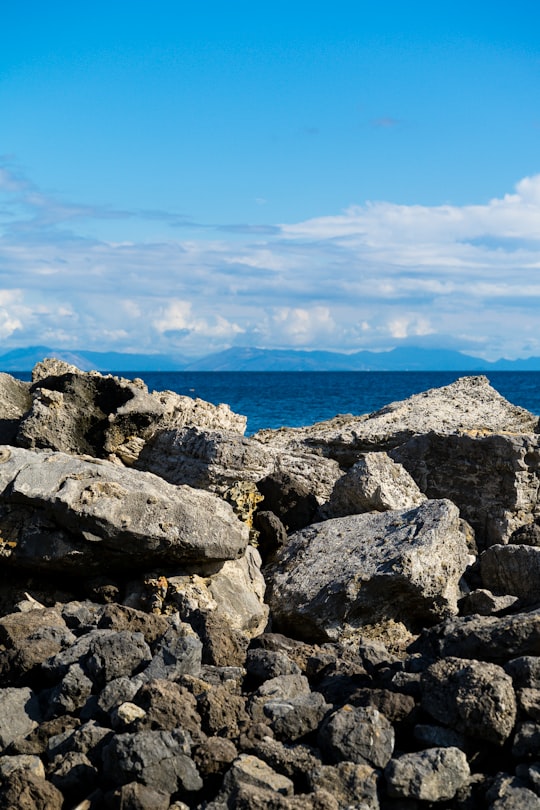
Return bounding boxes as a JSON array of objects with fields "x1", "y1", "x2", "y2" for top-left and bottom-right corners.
[
  {"x1": 516, "y1": 688, "x2": 540, "y2": 722},
  {"x1": 193, "y1": 736, "x2": 238, "y2": 778},
  {"x1": 512, "y1": 721, "x2": 540, "y2": 760},
  {"x1": 413, "y1": 723, "x2": 467, "y2": 750},
  {"x1": 196, "y1": 684, "x2": 250, "y2": 739},
  {"x1": 0, "y1": 771, "x2": 64, "y2": 810},
  {"x1": 135, "y1": 427, "x2": 274, "y2": 493},
  {"x1": 254, "y1": 375, "x2": 538, "y2": 464},
  {"x1": 308, "y1": 761, "x2": 380, "y2": 810},
  {"x1": 45, "y1": 663, "x2": 93, "y2": 717},
  {"x1": 141, "y1": 621, "x2": 202, "y2": 682},
  {"x1": 245, "y1": 649, "x2": 301, "y2": 683},
  {"x1": 101, "y1": 730, "x2": 202, "y2": 793},
  {"x1": 48, "y1": 751, "x2": 98, "y2": 799},
  {"x1": 505, "y1": 656, "x2": 540, "y2": 688},
  {"x1": 85, "y1": 631, "x2": 152, "y2": 686},
  {"x1": 421, "y1": 657, "x2": 516, "y2": 745},
  {"x1": 267, "y1": 499, "x2": 470, "y2": 642},
  {"x1": 256, "y1": 472, "x2": 320, "y2": 532},
  {"x1": 385, "y1": 746, "x2": 470, "y2": 802},
  {"x1": 318, "y1": 705, "x2": 395, "y2": 768},
  {"x1": 249, "y1": 737, "x2": 322, "y2": 789},
  {"x1": 486, "y1": 773, "x2": 540, "y2": 809},
  {"x1": 0, "y1": 754, "x2": 45, "y2": 780},
  {"x1": 110, "y1": 702, "x2": 147, "y2": 730},
  {"x1": 322, "y1": 452, "x2": 426, "y2": 518},
  {"x1": 263, "y1": 692, "x2": 330, "y2": 741},
  {"x1": 219, "y1": 754, "x2": 294, "y2": 797},
  {"x1": 481, "y1": 544, "x2": 540, "y2": 601},
  {"x1": 410, "y1": 609, "x2": 540, "y2": 662},
  {"x1": 393, "y1": 431, "x2": 540, "y2": 548},
  {"x1": 0, "y1": 374, "x2": 31, "y2": 445},
  {"x1": 458, "y1": 588, "x2": 519, "y2": 616},
  {"x1": 0, "y1": 447, "x2": 248, "y2": 573},
  {"x1": 167, "y1": 546, "x2": 268, "y2": 665},
  {"x1": 96, "y1": 603, "x2": 169, "y2": 646},
  {"x1": 47, "y1": 720, "x2": 113, "y2": 764},
  {"x1": 0, "y1": 687, "x2": 41, "y2": 751},
  {"x1": 109, "y1": 782, "x2": 171, "y2": 810},
  {"x1": 133, "y1": 680, "x2": 203, "y2": 739},
  {"x1": 18, "y1": 360, "x2": 246, "y2": 462}
]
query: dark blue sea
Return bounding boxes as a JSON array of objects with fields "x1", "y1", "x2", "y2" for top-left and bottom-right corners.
[{"x1": 115, "y1": 371, "x2": 540, "y2": 435}]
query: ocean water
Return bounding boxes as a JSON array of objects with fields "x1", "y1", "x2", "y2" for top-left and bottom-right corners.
[{"x1": 124, "y1": 371, "x2": 540, "y2": 435}]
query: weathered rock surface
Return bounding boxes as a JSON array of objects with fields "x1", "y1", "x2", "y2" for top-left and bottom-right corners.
[
  {"x1": 267, "y1": 499, "x2": 470, "y2": 641},
  {"x1": 481, "y1": 543, "x2": 540, "y2": 600},
  {"x1": 385, "y1": 746, "x2": 470, "y2": 801},
  {"x1": 0, "y1": 446, "x2": 248, "y2": 572},
  {"x1": 254, "y1": 375, "x2": 538, "y2": 463},
  {"x1": 0, "y1": 374, "x2": 31, "y2": 445},
  {"x1": 322, "y1": 451, "x2": 426, "y2": 518}
]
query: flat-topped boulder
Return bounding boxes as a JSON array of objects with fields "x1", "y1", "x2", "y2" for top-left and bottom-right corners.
[{"x1": 0, "y1": 446, "x2": 248, "y2": 573}]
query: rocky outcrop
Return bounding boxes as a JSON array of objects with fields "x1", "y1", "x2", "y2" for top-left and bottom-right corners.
[{"x1": 0, "y1": 362, "x2": 539, "y2": 806}]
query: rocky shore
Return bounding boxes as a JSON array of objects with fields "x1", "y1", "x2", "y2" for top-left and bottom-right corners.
[{"x1": 0, "y1": 360, "x2": 539, "y2": 808}]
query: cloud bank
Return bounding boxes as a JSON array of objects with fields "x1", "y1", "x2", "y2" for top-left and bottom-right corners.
[{"x1": 1, "y1": 160, "x2": 540, "y2": 360}]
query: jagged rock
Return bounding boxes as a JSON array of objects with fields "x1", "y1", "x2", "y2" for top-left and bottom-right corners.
[
  {"x1": 45, "y1": 663, "x2": 93, "y2": 718},
  {"x1": 141, "y1": 621, "x2": 202, "y2": 682},
  {"x1": 133, "y1": 680, "x2": 204, "y2": 740},
  {"x1": 458, "y1": 588, "x2": 519, "y2": 616},
  {"x1": 96, "y1": 603, "x2": 169, "y2": 646},
  {"x1": 512, "y1": 722, "x2": 540, "y2": 760},
  {"x1": 85, "y1": 630, "x2": 152, "y2": 686},
  {"x1": 256, "y1": 472, "x2": 320, "y2": 532},
  {"x1": 516, "y1": 688, "x2": 540, "y2": 722},
  {"x1": 196, "y1": 684, "x2": 250, "y2": 739},
  {"x1": 308, "y1": 761, "x2": 380, "y2": 809},
  {"x1": 486, "y1": 773, "x2": 540, "y2": 809},
  {"x1": 318, "y1": 705, "x2": 395, "y2": 768},
  {"x1": 322, "y1": 451, "x2": 426, "y2": 518},
  {"x1": 16, "y1": 360, "x2": 246, "y2": 462},
  {"x1": 385, "y1": 746, "x2": 470, "y2": 802},
  {"x1": 47, "y1": 720, "x2": 113, "y2": 765},
  {"x1": 506, "y1": 656, "x2": 540, "y2": 688},
  {"x1": 352, "y1": 688, "x2": 417, "y2": 724},
  {"x1": 410, "y1": 609, "x2": 540, "y2": 662},
  {"x1": 212, "y1": 754, "x2": 295, "y2": 807},
  {"x1": 245, "y1": 649, "x2": 301, "y2": 683},
  {"x1": 0, "y1": 447, "x2": 248, "y2": 573},
  {"x1": 263, "y1": 692, "x2": 330, "y2": 741},
  {"x1": 249, "y1": 738, "x2": 322, "y2": 789},
  {"x1": 167, "y1": 546, "x2": 268, "y2": 665},
  {"x1": 421, "y1": 657, "x2": 516, "y2": 745},
  {"x1": 101, "y1": 729, "x2": 202, "y2": 793},
  {"x1": 0, "y1": 374, "x2": 31, "y2": 445},
  {"x1": 481, "y1": 544, "x2": 540, "y2": 600},
  {"x1": 0, "y1": 771, "x2": 64, "y2": 810},
  {"x1": 135, "y1": 427, "x2": 274, "y2": 492},
  {"x1": 48, "y1": 751, "x2": 98, "y2": 799},
  {"x1": 254, "y1": 375, "x2": 538, "y2": 464},
  {"x1": 109, "y1": 782, "x2": 171, "y2": 810},
  {"x1": 267, "y1": 499, "x2": 470, "y2": 642},
  {"x1": 393, "y1": 432, "x2": 540, "y2": 548},
  {"x1": 110, "y1": 701, "x2": 147, "y2": 730},
  {"x1": 0, "y1": 754, "x2": 45, "y2": 780},
  {"x1": 413, "y1": 723, "x2": 468, "y2": 750},
  {"x1": 0, "y1": 687, "x2": 41, "y2": 751}
]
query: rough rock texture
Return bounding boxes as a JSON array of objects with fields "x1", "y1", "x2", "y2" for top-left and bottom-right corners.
[
  {"x1": 318, "y1": 705, "x2": 395, "y2": 768},
  {"x1": 267, "y1": 499, "x2": 470, "y2": 641},
  {"x1": 385, "y1": 746, "x2": 470, "y2": 801},
  {"x1": 322, "y1": 451, "x2": 426, "y2": 518},
  {"x1": 254, "y1": 375, "x2": 539, "y2": 463},
  {"x1": 0, "y1": 446, "x2": 248, "y2": 572},
  {"x1": 0, "y1": 374, "x2": 31, "y2": 445},
  {"x1": 481, "y1": 544, "x2": 540, "y2": 600},
  {"x1": 421, "y1": 657, "x2": 517, "y2": 745},
  {"x1": 393, "y1": 431, "x2": 540, "y2": 547},
  {"x1": 16, "y1": 359, "x2": 246, "y2": 462}
]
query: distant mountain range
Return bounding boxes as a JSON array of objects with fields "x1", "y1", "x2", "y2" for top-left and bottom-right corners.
[{"x1": 3, "y1": 344, "x2": 540, "y2": 372}]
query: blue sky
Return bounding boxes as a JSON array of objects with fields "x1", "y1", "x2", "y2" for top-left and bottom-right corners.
[{"x1": 1, "y1": 1, "x2": 540, "y2": 359}]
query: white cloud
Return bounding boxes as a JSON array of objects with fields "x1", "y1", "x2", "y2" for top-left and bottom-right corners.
[{"x1": 2, "y1": 161, "x2": 540, "y2": 359}]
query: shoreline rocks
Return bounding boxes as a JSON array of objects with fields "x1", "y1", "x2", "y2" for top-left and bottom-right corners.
[{"x1": 0, "y1": 360, "x2": 539, "y2": 806}]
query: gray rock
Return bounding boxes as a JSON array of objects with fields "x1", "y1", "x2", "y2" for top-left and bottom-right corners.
[
  {"x1": 516, "y1": 688, "x2": 540, "y2": 722},
  {"x1": 48, "y1": 751, "x2": 98, "y2": 798},
  {"x1": 197, "y1": 685, "x2": 250, "y2": 738},
  {"x1": 18, "y1": 360, "x2": 246, "y2": 462},
  {"x1": 411, "y1": 610, "x2": 540, "y2": 662},
  {"x1": 219, "y1": 754, "x2": 294, "y2": 796},
  {"x1": 0, "y1": 687, "x2": 41, "y2": 751},
  {"x1": 85, "y1": 630, "x2": 152, "y2": 685},
  {"x1": 0, "y1": 754, "x2": 45, "y2": 780},
  {"x1": 245, "y1": 649, "x2": 301, "y2": 682},
  {"x1": 421, "y1": 657, "x2": 516, "y2": 745},
  {"x1": 250, "y1": 737, "x2": 322, "y2": 788},
  {"x1": 308, "y1": 761, "x2": 380, "y2": 810},
  {"x1": 413, "y1": 724, "x2": 467, "y2": 750},
  {"x1": 255, "y1": 674, "x2": 311, "y2": 701},
  {"x1": 267, "y1": 499, "x2": 469, "y2": 642},
  {"x1": 481, "y1": 544, "x2": 540, "y2": 600},
  {"x1": 96, "y1": 676, "x2": 143, "y2": 718},
  {"x1": 111, "y1": 782, "x2": 171, "y2": 810},
  {"x1": 512, "y1": 721, "x2": 540, "y2": 760},
  {"x1": 487, "y1": 774, "x2": 540, "y2": 809},
  {"x1": 263, "y1": 692, "x2": 330, "y2": 741},
  {"x1": 0, "y1": 374, "x2": 31, "y2": 445},
  {"x1": 385, "y1": 746, "x2": 470, "y2": 802},
  {"x1": 0, "y1": 447, "x2": 248, "y2": 572},
  {"x1": 135, "y1": 426, "x2": 274, "y2": 492},
  {"x1": 141, "y1": 622, "x2": 202, "y2": 682},
  {"x1": 45, "y1": 663, "x2": 93, "y2": 717},
  {"x1": 318, "y1": 705, "x2": 394, "y2": 768},
  {"x1": 506, "y1": 656, "x2": 540, "y2": 688},
  {"x1": 393, "y1": 431, "x2": 540, "y2": 548},
  {"x1": 134, "y1": 680, "x2": 203, "y2": 739},
  {"x1": 102, "y1": 729, "x2": 202, "y2": 793},
  {"x1": 323, "y1": 452, "x2": 426, "y2": 518},
  {"x1": 458, "y1": 588, "x2": 519, "y2": 616},
  {"x1": 47, "y1": 720, "x2": 112, "y2": 763},
  {"x1": 254, "y1": 375, "x2": 538, "y2": 464},
  {"x1": 41, "y1": 629, "x2": 115, "y2": 683}
]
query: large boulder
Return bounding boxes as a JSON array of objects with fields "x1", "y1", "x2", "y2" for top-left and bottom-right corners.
[
  {"x1": 14, "y1": 359, "x2": 246, "y2": 463},
  {"x1": 0, "y1": 375, "x2": 31, "y2": 445},
  {"x1": 0, "y1": 446, "x2": 248, "y2": 573},
  {"x1": 393, "y1": 432, "x2": 540, "y2": 547},
  {"x1": 253, "y1": 376, "x2": 538, "y2": 465},
  {"x1": 266, "y1": 499, "x2": 470, "y2": 642}
]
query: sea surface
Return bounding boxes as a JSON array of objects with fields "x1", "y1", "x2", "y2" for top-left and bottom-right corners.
[{"x1": 115, "y1": 371, "x2": 540, "y2": 435}]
